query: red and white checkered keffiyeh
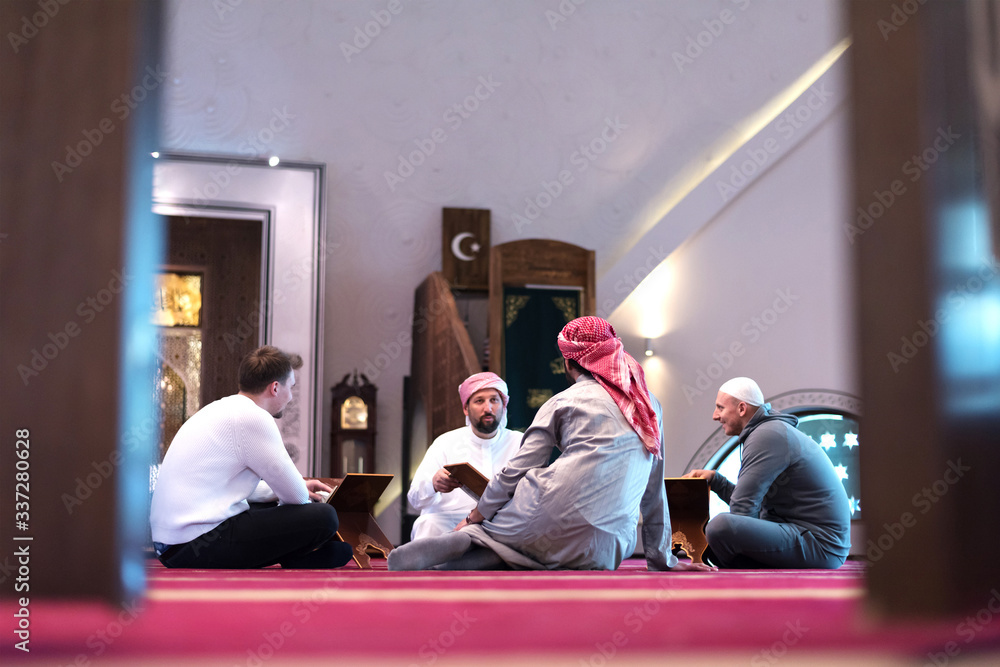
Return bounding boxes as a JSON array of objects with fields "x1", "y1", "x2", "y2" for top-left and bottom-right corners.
[{"x1": 557, "y1": 317, "x2": 661, "y2": 457}]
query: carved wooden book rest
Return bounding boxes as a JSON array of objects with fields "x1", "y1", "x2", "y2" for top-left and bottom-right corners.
[
  {"x1": 316, "y1": 473, "x2": 394, "y2": 569},
  {"x1": 664, "y1": 477, "x2": 710, "y2": 564}
]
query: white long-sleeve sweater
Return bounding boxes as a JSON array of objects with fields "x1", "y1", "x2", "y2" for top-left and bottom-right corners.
[{"x1": 150, "y1": 394, "x2": 308, "y2": 545}]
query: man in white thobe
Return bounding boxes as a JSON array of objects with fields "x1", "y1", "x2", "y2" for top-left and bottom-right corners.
[{"x1": 407, "y1": 372, "x2": 521, "y2": 540}]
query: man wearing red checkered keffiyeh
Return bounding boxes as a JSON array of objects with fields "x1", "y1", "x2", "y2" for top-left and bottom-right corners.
[
  {"x1": 388, "y1": 315, "x2": 716, "y2": 572},
  {"x1": 557, "y1": 316, "x2": 661, "y2": 457}
]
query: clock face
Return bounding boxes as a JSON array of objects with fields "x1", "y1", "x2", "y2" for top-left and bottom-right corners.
[{"x1": 340, "y1": 395, "x2": 368, "y2": 430}]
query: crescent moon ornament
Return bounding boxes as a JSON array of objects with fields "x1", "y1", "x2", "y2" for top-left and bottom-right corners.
[{"x1": 451, "y1": 232, "x2": 478, "y2": 262}]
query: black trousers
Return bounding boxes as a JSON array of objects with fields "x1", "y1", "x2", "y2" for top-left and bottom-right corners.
[{"x1": 159, "y1": 502, "x2": 353, "y2": 569}]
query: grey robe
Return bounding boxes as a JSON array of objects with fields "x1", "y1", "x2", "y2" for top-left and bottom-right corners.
[{"x1": 468, "y1": 373, "x2": 677, "y2": 571}]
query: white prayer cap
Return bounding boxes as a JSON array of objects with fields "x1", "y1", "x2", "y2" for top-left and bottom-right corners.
[{"x1": 719, "y1": 377, "x2": 764, "y2": 406}]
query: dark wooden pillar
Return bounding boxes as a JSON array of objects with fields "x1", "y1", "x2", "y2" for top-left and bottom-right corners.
[
  {"x1": 851, "y1": 0, "x2": 1000, "y2": 618},
  {"x1": 0, "y1": 0, "x2": 162, "y2": 601}
]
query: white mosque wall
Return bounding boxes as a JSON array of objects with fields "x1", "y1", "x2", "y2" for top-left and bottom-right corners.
[{"x1": 161, "y1": 0, "x2": 849, "y2": 542}]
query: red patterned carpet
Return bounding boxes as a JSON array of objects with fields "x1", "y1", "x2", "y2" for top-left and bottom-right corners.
[{"x1": 4, "y1": 558, "x2": 1000, "y2": 666}]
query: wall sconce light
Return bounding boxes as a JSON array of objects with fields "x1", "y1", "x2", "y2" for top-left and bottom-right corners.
[{"x1": 644, "y1": 338, "x2": 654, "y2": 357}]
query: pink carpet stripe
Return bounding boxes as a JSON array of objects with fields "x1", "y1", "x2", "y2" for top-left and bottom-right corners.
[{"x1": 6, "y1": 558, "x2": 998, "y2": 664}]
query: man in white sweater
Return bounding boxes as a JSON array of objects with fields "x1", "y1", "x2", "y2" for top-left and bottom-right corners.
[
  {"x1": 150, "y1": 346, "x2": 352, "y2": 568},
  {"x1": 406, "y1": 372, "x2": 522, "y2": 541}
]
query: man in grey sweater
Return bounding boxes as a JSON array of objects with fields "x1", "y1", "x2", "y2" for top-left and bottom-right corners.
[{"x1": 685, "y1": 377, "x2": 851, "y2": 569}]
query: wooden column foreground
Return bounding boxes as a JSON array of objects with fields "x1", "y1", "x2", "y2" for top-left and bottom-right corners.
[
  {"x1": 850, "y1": 0, "x2": 1000, "y2": 618},
  {"x1": 0, "y1": 0, "x2": 162, "y2": 601}
]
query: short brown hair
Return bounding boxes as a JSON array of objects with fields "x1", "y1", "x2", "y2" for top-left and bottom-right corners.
[{"x1": 238, "y1": 346, "x2": 301, "y2": 394}]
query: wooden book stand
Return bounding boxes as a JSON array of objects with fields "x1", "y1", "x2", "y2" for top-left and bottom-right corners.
[
  {"x1": 664, "y1": 477, "x2": 710, "y2": 564},
  {"x1": 315, "y1": 473, "x2": 394, "y2": 569}
]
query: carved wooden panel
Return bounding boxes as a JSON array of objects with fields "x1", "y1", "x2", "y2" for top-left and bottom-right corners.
[{"x1": 411, "y1": 273, "x2": 480, "y2": 444}]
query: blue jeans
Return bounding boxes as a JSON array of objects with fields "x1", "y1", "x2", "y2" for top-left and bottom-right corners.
[{"x1": 706, "y1": 513, "x2": 845, "y2": 569}]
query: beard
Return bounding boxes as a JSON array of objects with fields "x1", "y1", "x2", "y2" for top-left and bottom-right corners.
[{"x1": 473, "y1": 413, "x2": 500, "y2": 435}]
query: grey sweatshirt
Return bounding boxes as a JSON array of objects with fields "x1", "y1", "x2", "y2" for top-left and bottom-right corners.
[{"x1": 710, "y1": 405, "x2": 851, "y2": 558}]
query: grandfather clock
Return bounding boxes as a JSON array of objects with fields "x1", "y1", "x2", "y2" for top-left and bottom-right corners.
[{"x1": 330, "y1": 370, "x2": 377, "y2": 477}]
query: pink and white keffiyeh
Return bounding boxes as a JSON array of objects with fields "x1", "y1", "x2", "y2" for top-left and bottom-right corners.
[
  {"x1": 458, "y1": 372, "x2": 510, "y2": 408},
  {"x1": 557, "y1": 317, "x2": 661, "y2": 457}
]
